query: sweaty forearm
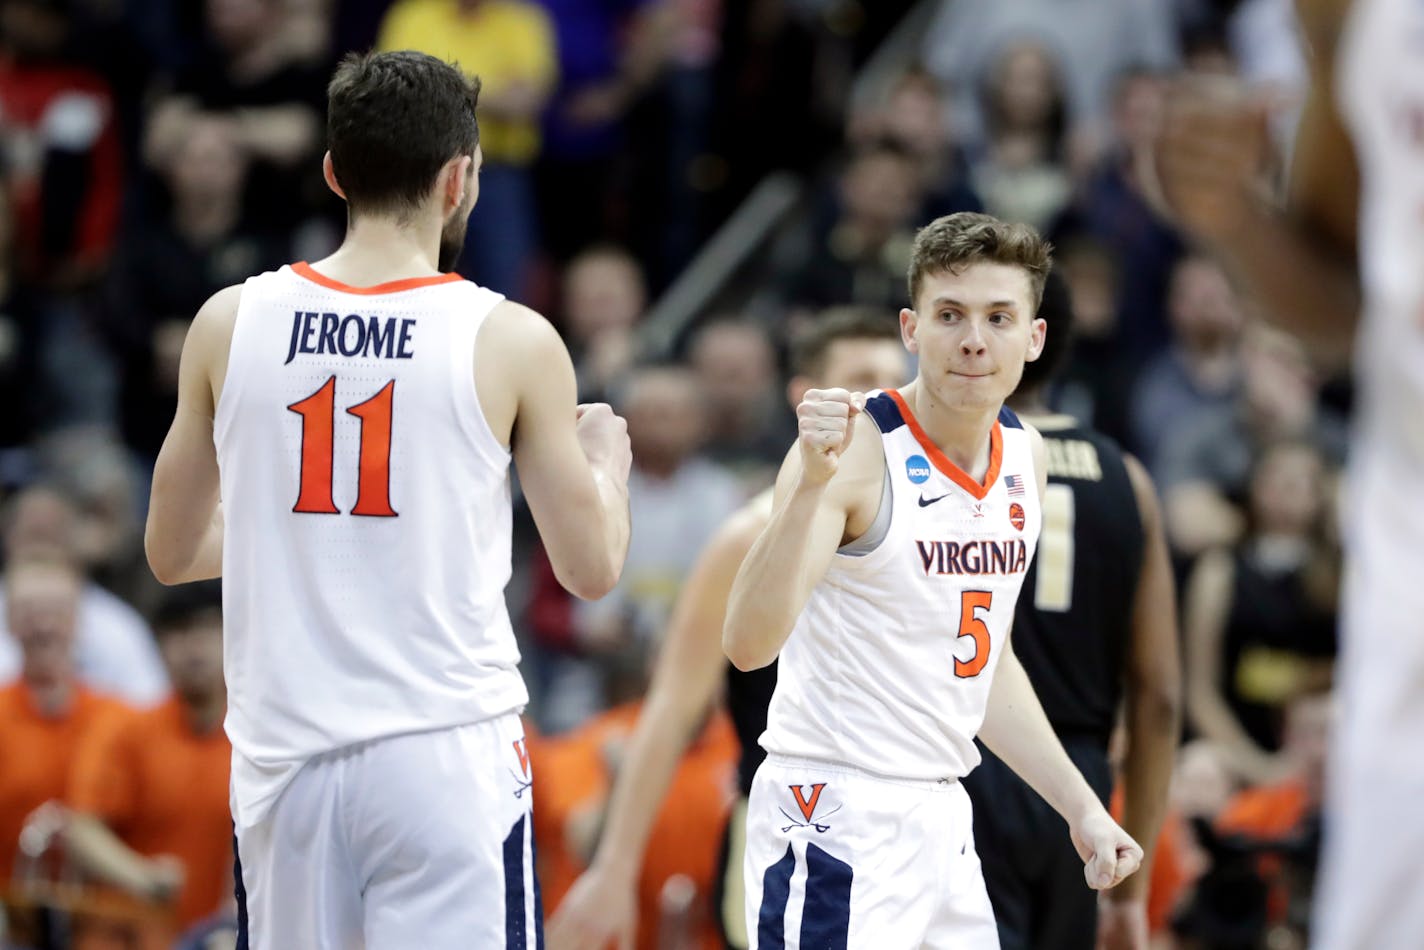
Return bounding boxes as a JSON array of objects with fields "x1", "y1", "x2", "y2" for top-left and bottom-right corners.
[
  {"x1": 978, "y1": 649, "x2": 1102, "y2": 823},
  {"x1": 723, "y1": 479, "x2": 827, "y2": 670},
  {"x1": 1211, "y1": 201, "x2": 1359, "y2": 363}
]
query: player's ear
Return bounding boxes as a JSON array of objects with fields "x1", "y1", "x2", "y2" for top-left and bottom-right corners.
[
  {"x1": 1027, "y1": 316, "x2": 1047, "y2": 361},
  {"x1": 444, "y1": 154, "x2": 473, "y2": 213},
  {"x1": 322, "y1": 152, "x2": 347, "y2": 201},
  {"x1": 899, "y1": 308, "x2": 919, "y2": 354}
]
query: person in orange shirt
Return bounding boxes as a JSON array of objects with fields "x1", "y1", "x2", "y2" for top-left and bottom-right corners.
[
  {"x1": 65, "y1": 581, "x2": 232, "y2": 932},
  {"x1": 531, "y1": 702, "x2": 738, "y2": 950},
  {"x1": 0, "y1": 556, "x2": 132, "y2": 890}
]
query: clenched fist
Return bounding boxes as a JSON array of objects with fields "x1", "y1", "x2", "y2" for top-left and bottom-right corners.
[
  {"x1": 577, "y1": 402, "x2": 632, "y2": 485},
  {"x1": 797, "y1": 388, "x2": 864, "y2": 484}
]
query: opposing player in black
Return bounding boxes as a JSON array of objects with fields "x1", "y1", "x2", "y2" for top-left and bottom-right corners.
[{"x1": 961, "y1": 272, "x2": 1180, "y2": 950}]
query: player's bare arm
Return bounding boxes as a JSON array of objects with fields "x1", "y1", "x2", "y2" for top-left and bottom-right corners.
[
  {"x1": 723, "y1": 391, "x2": 882, "y2": 671},
  {"x1": 1153, "y1": 0, "x2": 1358, "y2": 362},
  {"x1": 145, "y1": 285, "x2": 240, "y2": 585},
  {"x1": 1099, "y1": 455, "x2": 1182, "y2": 946},
  {"x1": 978, "y1": 428, "x2": 1143, "y2": 892},
  {"x1": 549, "y1": 493, "x2": 772, "y2": 950},
  {"x1": 479, "y1": 300, "x2": 632, "y2": 600}
]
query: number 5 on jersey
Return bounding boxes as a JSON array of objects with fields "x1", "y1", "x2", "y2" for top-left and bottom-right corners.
[
  {"x1": 954, "y1": 590, "x2": 992, "y2": 678},
  {"x1": 288, "y1": 375, "x2": 398, "y2": 517}
]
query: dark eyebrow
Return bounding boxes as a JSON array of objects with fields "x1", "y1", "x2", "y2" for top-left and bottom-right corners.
[{"x1": 929, "y1": 297, "x2": 1019, "y2": 310}]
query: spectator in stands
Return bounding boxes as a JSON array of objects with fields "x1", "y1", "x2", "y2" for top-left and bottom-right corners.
[
  {"x1": 848, "y1": 67, "x2": 981, "y2": 221},
  {"x1": 65, "y1": 581, "x2": 231, "y2": 935},
  {"x1": 535, "y1": 0, "x2": 676, "y2": 260},
  {"x1": 1160, "y1": 324, "x2": 1349, "y2": 557},
  {"x1": 685, "y1": 317, "x2": 790, "y2": 485},
  {"x1": 0, "y1": 484, "x2": 167, "y2": 706},
  {"x1": 1053, "y1": 66, "x2": 1184, "y2": 356},
  {"x1": 0, "y1": 556, "x2": 131, "y2": 888},
  {"x1": 560, "y1": 244, "x2": 646, "y2": 402},
  {"x1": 377, "y1": 0, "x2": 558, "y2": 298},
  {"x1": 530, "y1": 697, "x2": 737, "y2": 950},
  {"x1": 969, "y1": 41, "x2": 1072, "y2": 231},
  {"x1": 100, "y1": 116, "x2": 287, "y2": 461},
  {"x1": 1184, "y1": 440, "x2": 1338, "y2": 785},
  {"x1": 775, "y1": 141, "x2": 923, "y2": 315},
  {"x1": 144, "y1": 0, "x2": 332, "y2": 236},
  {"x1": 921, "y1": 0, "x2": 1178, "y2": 153},
  {"x1": 1129, "y1": 254, "x2": 1243, "y2": 474}
]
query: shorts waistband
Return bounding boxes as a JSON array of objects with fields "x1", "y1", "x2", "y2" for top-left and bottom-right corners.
[{"x1": 764, "y1": 753, "x2": 962, "y2": 792}]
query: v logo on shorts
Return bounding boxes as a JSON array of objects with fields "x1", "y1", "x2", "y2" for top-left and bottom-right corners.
[
  {"x1": 513, "y1": 739, "x2": 530, "y2": 778},
  {"x1": 790, "y1": 783, "x2": 827, "y2": 822}
]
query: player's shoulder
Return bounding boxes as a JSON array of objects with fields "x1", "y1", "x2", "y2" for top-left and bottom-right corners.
[{"x1": 480, "y1": 299, "x2": 565, "y2": 358}]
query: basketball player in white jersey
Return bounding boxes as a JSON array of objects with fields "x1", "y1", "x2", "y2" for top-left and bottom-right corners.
[
  {"x1": 1155, "y1": 2, "x2": 1424, "y2": 945},
  {"x1": 143, "y1": 51, "x2": 632, "y2": 949},
  {"x1": 547, "y1": 310, "x2": 909, "y2": 950},
  {"x1": 722, "y1": 213, "x2": 1142, "y2": 947}
]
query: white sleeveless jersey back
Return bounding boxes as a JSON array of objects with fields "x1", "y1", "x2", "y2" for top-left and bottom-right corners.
[
  {"x1": 762, "y1": 391, "x2": 1041, "y2": 781},
  {"x1": 215, "y1": 263, "x2": 527, "y2": 827}
]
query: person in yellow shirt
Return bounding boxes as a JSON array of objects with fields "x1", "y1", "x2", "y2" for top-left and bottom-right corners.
[{"x1": 378, "y1": 0, "x2": 557, "y2": 298}]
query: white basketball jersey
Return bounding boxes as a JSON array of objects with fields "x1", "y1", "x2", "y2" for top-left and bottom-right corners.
[
  {"x1": 761, "y1": 391, "x2": 1041, "y2": 781},
  {"x1": 215, "y1": 262, "x2": 528, "y2": 827}
]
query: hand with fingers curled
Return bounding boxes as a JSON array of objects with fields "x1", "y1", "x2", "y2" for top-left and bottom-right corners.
[
  {"x1": 1070, "y1": 808, "x2": 1145, "y2": 893},
  {"x1": 796, "y1": 388, "x2": 865, "y2": 484}
]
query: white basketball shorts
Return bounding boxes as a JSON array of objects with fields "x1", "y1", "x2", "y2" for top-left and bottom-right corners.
[
  {"x1": 743, "y1": 754, "x2": 999, "y2": 949},
  {"x1": 234, "y1": 712, "x2": 540, "y2": 949}
]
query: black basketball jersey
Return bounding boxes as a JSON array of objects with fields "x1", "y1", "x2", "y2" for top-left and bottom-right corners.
[
  {"x1": 1012, "y1": 416, "x2": 1144, "y2": 746},
  {"x1": 727, "y1": 660, "x2": 777, "y2": 796}
]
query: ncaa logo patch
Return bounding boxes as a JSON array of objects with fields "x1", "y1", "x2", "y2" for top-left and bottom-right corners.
[
  {"x1": 906, "y1": 455, "x2": 931, "y2": 484},
  {"x1": 1009, "y1": 502, "x2": 1026, "y2": 531}
]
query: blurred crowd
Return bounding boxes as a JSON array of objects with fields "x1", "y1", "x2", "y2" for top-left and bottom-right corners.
[{"x1": 0, "y1": 0, "x2": 1346, "y2": 947}]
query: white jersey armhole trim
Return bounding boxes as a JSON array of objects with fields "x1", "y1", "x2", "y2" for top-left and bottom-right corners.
[
  {"x1": 213, "y1": 271, "x2": 272, "y2": 445},
  {"x1": 450, "y1": 285, "x2": 512, "y2": 468}
]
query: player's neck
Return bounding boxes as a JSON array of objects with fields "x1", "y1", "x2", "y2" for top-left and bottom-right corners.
[
  {"x1": 902, "y1": 380, "x2": 998, "y2": 479},
  {"x1": 317, "y1": 214, "x2": 443, "y2": 284}
]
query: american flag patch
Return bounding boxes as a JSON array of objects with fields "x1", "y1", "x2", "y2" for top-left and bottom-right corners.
[{"x1": 1004, "y1": 474, "x2": 1026, "y2": 497}]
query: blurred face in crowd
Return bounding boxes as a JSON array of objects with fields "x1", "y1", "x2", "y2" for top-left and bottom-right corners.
[
  {"x1": 564, "y1": 250, "x2": 646, "y2": 343},
  {"x1": 1241, "y1": 324, "x2": 1316, "y2": 433},
  {"x1": 809, "y1": 337, "x2": 908, "y2": 397},
  {"x1": 170, "y1": 118, "x2": 247, "y2": 208},
  {"x1": 1112, "y1": 71, "x2": 1166, "y2": 151},
  {"x1": 883, "y1": 74, "x2": 949, "y2": 160},
  {"x1": 1058, "y1": 243, "x2": 1119, "y2": 339},
  {"x1": 159, "y1": 609, "x2": 225, "y2": 705},
  {"x1": 1168, "y1": 256, "x2": 1243, "y2": 349},
  {"x1": 1249, "y1": 442, "x2": 1325, "y2": 538},
  {"x1": 987, "y1": 42, "x2": 1061, "y2": 130},
  {"x1": 621, "y1": 368, "x2": 707, "y2": 478},
  {"x1": 7, "y1": 561, "x2": 81, "y2": 690},
  {"x1": 4, "y1": 487, "x2": 79, "y2": 564},
  {"x1": 840, "y1": 150, "x2": 921, "y2": 240},
  {"x1": 902, "y1": 262, "x2": 1045, "y2": 414},
  {"x1": 207, "y1": 0, "x2": 273, "y2": 55},
  {"x1": 690, "y1": 321, "x2": 777, "y2": 417}
]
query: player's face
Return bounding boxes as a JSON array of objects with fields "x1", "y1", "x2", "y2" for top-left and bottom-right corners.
[
  {"x1": 819, "y1": 338, "x2": 909, "y2": 393},
  {"x1": 901, "y1": 263, "x2": 1045, "y2": 413},
  {"x1": 438, "y1": 147, "x2": 481, "y2": 272}
]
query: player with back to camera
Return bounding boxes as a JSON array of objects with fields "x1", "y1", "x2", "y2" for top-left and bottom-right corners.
[
  {"x1": 962, "y1": 270, "x2": 1180, "y2": 950},
  {"x1": 143, "y1": 50, "x2": 632, "y2": 949},
  {"x1": 722, "y1": 212, "x2": 1142, "y2": 947},
  {"x1": 1153, "y1": 0, "x2": 1424, "y2": 944},
  {"x1": 547, "y1": 309, "x2": 909, "y2": 950}
]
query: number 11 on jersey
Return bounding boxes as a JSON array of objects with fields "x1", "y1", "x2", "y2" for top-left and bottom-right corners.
[{"x1": 288, "y1": 375, "x2": 399, "y2": 517}]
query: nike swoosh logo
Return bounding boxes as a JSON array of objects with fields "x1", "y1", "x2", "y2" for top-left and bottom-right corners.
[{"x1": 918, "y1": 493, "x2": 951, "y2": 507}]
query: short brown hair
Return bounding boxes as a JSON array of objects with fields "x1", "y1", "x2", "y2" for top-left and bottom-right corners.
[
  {"x1": 791, "y1": 307, "x2": 901, "y2": 378},
  {"x1": 327, "y1": 50, "x2": 482, "y2": 218},
  {"x1": 906, "y1": 212, "x2": 1053, "y2": 310}
]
